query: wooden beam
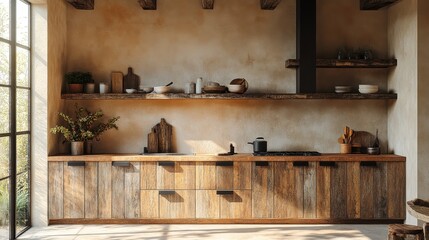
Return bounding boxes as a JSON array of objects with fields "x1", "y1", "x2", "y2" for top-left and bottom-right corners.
[
  {"x1": 138, "y1": 0, "x2": 157, "y2": 10},
  {"x1": 66, "y1": 0, "x2": 94, "y2": 10},
  {"x1": 202, "y1": 0, "x2": 214, "y2": 9},
  {"x1": 261, "y1": 0, "x2": 282, "y2": 10},
  {"x1": 360, "y1": 0, "x2": 399, "y2": 10}
]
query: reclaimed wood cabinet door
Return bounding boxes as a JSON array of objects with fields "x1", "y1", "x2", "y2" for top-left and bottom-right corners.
[
  {"x1": 196, "y1": 162, "x2": 216, "y2": 190},
  {"x1": 141, "y1": 162, "x2": 157, "y2": 190},
  {"x1": 98, "y1": 162, "x2": 112, "y2": 218},
  {"x1": 220, "y1": 190, "x2": 252, "y2": 219},
  {"x1": 48, "y1": 162, "x2": 64, "y2": 219},
  {"x1": 84, "y1": 162, "x2": 98, "y2": 219},
  {"x1": 159, "y1": 190, "x2": 196, "y2": 218},
  {"x1": 216, "y1": 161, "x2": 234, "y2": 190},
  {"x1": 63, "y1": 162, "x2": 85, "y2": 219},
  {"x1": 157, "y1": 161, "x2": 175, "y2": 190},
  {"x1": 196, "y1": 190, "x2": 220, "y2": 219},
  {"x1": 216, "y1": 161, "x2": 251, "y2": 190},
  {"x1": 140, "y1": 190, "x2": 159, "y2": 218},
  {"x1": 175, "y1": 161, "x2": 196, "y2": 189},
  {"x1": 112, "y1": 162, "x2": 141, "y2": 219},
  {"x1": 316, "y1": 161, "x2": 333, "y2": 219},
  {"x1": 330, "y1": 162, "x2": 348, "y2": 219},
  {"x1": 359, "y1": 161, "x2": 387, "y2": 219},
  {"x1": 387, "y1": 162, "x2": 405, "y2": 219},
  {"x1": 252, "y1": 161, "x2": 273, "y2": 218}
]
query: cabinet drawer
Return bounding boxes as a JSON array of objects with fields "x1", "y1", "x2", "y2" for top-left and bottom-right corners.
[
  {"x1": 220, "y1": 190, "x2": 252, "y2": 219},
  {"x1": 196, "y1": 190, "x2": 220, "y2": 219},
  {"x1": 159, "y1": 190, "x2": 196, "y2": 218},
  {"x1": 140, "y1": 190, "x2": 159, "y2": 218},
  {"x1": 216, "y1": 161, "x2": 252, "y2": 190},
  {"x1": 156, "y1": 161, "x2": 196, "y2": 189}
]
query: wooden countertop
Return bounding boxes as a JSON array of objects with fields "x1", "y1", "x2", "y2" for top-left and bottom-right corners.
[{"x1": 48, "y1": 153, "x2": 405, "y2": 162}]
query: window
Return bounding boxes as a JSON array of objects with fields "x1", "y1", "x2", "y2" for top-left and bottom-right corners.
[{"x1": 0, "y1": 0, "x2": 31, "y2": 239}]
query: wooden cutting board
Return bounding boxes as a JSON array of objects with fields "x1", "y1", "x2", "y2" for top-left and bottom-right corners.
[
  {"x1": 152, "y1": 118, "x2": 172, "y2": 153},
  {"x1": 111, "y1": 72, "x2": 124, "y2": 93},
  {"x1": 147, "y1": 128, "x2": 159, "y2": 153},
  {"x1": 123, "y1": 67, "x2": 140, "y2": 91}
]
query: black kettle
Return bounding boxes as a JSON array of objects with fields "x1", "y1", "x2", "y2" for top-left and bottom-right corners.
[{"x1": 248, "y1": 137, "x2": 267, "y2": 153}]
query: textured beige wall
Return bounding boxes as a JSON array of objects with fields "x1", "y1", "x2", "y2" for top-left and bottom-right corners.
[
  {"x1": 62, "y1": 0, "x2": 389, "y2": 154},
  {"x1": 387, "y1": 0, "x2": 418, "y2": 224}
]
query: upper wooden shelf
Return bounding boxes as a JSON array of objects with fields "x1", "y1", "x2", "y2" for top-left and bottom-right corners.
[
  {"x1": 286, "y1": 59, "x2": 397, "y2": 68},
  {"x1": 61, "y1": 92, "x2": 397, "y2": 100}
]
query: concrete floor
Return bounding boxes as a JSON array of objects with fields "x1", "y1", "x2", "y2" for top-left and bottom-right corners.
[{"x1": 17, "y1": 224, "x2": 388, "y2": 240}]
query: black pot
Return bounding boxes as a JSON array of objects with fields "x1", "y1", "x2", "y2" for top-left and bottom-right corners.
[{"x1": 248, "y1": 137, "x2": 267, "y2": 153}]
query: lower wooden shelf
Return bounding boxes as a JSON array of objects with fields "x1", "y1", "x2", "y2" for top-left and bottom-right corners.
[{"x1": 61, "y1": 93, "x2": 398, "y2": 100}]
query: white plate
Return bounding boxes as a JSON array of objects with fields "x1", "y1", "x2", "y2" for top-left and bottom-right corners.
[
  {"x1": 359, "y1": 89, "x2": 378, "y2": 94},
  {"x1": 335, "y1": 90, "x2": 352, "y2": 93}
]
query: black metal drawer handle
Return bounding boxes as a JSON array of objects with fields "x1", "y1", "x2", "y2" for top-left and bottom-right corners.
[
  {"x1": 68, "y1": 161, "x2": 85, "y2": 167},
  {"x1": 293, "y1": 161, "x2": 309, "y2": 167},
  {"x1": 159, "y1": 190, "x2": 175, "y2": 195},
  {"x1": 158, "y1": 161, "x2": 175, "y2": 166},
  {"x1": 216, "y1": 161, "x2": 233, "y2": 166},
  {"x1": 360, "y1": 161, "x2": 377, "y2": 167},
  {"x1": 319, "y1": 161, "x2": 336, "y2": 167},
  {"x1": 216, "y1": 190, "x2": 234, "y2": 195},
  {"x1": 255, "y1": 161, "x2": 269, "y2": 167},
  {"x1": 112, "y1": 161, "x2": 130, "y2": 167}
]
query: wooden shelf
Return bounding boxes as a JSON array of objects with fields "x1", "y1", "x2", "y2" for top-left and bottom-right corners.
[
  {"x1": 61, "y1": 93, "x2": 398, "y2": 100},
  {"x1": 360, "y1": 0, "x2": 400, "y2": 10},
  {"x1": 286, "y1": 59, "x2": 397, "y2": 68}
]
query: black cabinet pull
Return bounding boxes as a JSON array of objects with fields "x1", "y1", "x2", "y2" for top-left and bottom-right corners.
[
  {"x1": 112, "y1": 161, "x2": 130, "y2": 167},
  {"x1": 319, "y1": 161, "x2": 336, "y2": 167},
  {"x1": 158, "y1": 161, "x2": 175, "y2": 166},
  {"x1": 360, "y1": 161, "x2": 377, "y2": 167},
  {"x1": 68, "y1": 161, "x2": 85, "y2": 167},
  {"x1": 216, "y1": 190, "x2": 234, "y2": 195},
  {"x1": 159, "y1": 190, "x2": 175, "y2": 195},
  {"x1": 293, "y1": 161, "x2": 309, "y2": 167},
  {"x1": 216, "y1": 161, "x2": 233, "y2": 166},
  {"x1": 255, "y1": 161, "x2": 269, "y2": 167}
]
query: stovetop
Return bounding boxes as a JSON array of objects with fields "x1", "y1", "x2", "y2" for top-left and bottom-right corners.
[{"x1": 253, "y1": 151, "x2": 321, "y2": 156}]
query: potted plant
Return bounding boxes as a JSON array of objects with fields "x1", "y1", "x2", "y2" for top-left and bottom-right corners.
[
  {"x1": 65, "y1": 72, "x2": 93, "y2": 93},
  {"x1": 50, "y1": 104, "x2": 120, "y2": 155}
]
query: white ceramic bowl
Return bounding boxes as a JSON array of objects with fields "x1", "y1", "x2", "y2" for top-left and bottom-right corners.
[
  {"x1": 359, "y1": 88, "x2": 378, "y2": 94},
  {"x1": 125, "y1": 89, "x2": 137, "y2": 94},
  {"x1": 359, "y1": 84, "x2": 378, "y2": 89},
  {"x1": 154, "y1": 86, "x2": 173, "y2": 94},
  {"x1": 228, "y1": 84, "x2": 246, "y2": 94},
  {"x1": 140, "y1": 86, "x2": 154, "y2": 93}
]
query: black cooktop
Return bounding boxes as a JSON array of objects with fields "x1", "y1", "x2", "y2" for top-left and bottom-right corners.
[{"x1": 253, "y1": 151, "x2": 321, "y2": 156}]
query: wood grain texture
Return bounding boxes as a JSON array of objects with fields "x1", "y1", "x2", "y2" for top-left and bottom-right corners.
[
  {"x1": 260, "y1": 0, "x2": 282, "y2": 10},
  {"x1": 286, "y1": 59, "x2": 397, "y2": 68},
  {"x1": 374, "y1": 162, "x2": 388, "y2": 218},
  {"x1": 157, "y1": 163, "x2": 175, "y2": 189},
  {"x1": 316, "y1": 163, "x2": 331, "y2": 218},
  {"x1": 61, "y1": 92, "x2": 398, "y2": 101},
  {"x1": 304, "y1": 162, "x2": 316, "y2": 218},
  {"x1": 387, "y1": 162, "x2": 406, "y2": 219},
  {"x1": 196, "y1": 162, "x2": 216, "y2": 189},
  {"x1": 175, "y1": 161, "x2": 196, "y2": 189},
  {"x1": 196, "y1": 190, "x2": 220, "y2": 219},
  {"x1": 138, "y1": 0, "x2": 157, "y2": 10},
  {"x1": 63, "y1": 162, "x2": 85, "y2": 218},
  {"x1": 65, "y1": 0, "x2": 94, "y2": 10},
  {"x1": 111, "y1": 72, "x2": 123, "y2": 93},
  {"x1": 153, "y1": 118, "x2": 172, "y2": 153},
  {"x1": 347, "y1": 162, "x2": 361, "y2": 219},
  {"x1": 125, "y1": 162, "x2": 140, "y2": 219},
  {"x1": 140, "y1": 190, "x2": 159, "y2": 218},
  {"x1": 234, "y1": 162, "x2": 252, "y2": 190},
  {"x1": 330, "y1": 162, "x2": 347, "y2": 219},
  {"x1": 123, "y1": 67, "x2": 140, "y2": 90},
  {"x1": 84, "y1": 162, "x2": 98, "y2": 219},
  {"x1": 217, "y1": 164, "x2": 233, "y2": 190},
  {"x1": 360, "y1": 0, "x2": 399, "y2": 10},
  {"x1": 252, "y1": 162, "x2": 273, "y2": 218},
  {"x1": 111, "y1": 165, "x2": 125, "y2": 219},
  {"x1": 201, "y1": 0, "x2": 214, "y2": 9},
  {"x1": 98, "y1": 162, "x2": 112, "y2": 218},
  {"x1": 140, "y1": 162, "x2": 157, "y2": 190},
  {"x1": 147, "y1": 129, "x2": 158, "y2": 153},
  {"x1": 159, "y1": 190, "x2": 196, "y2": 218},
  {"x1": 49, "y1": 162, "x2": 64, "y2": 219},
  {"x1": 220, "y1": 190, "x2": 252, "y2": 219},
  {"x1": 360, "y1": 163, "x2": 375, "y2": 219}
]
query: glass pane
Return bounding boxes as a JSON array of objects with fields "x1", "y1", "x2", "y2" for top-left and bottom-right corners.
[
  {"x1": 16, "y1": 88, "x2": 29, "y2": 132},
  {"x1": 16, "y1": 47, "x2": 29, "y2": 87},
  {"x1": 0, "y1": 179, "x2": 9, "y2": 240},
  {"x1": 16, "y1": 171, "x2": 29, "y2": 234},
  {"x1": 0, "y1": 137, "x2": 8, "y2": 179},
  {"x1": 16, "y1": 134, "x2": 28, "y2": 174},
  {"x1": 0, "y1": 87, "x2": 9, "y2": 134},
  {"x1": 16, "y1": 0, "x2": 29, "y2": 47},
  {"x1": 0, "y1": 42, "x2": 10, "y2": 85},
  {"x1": 0, "y1": 0, "x2": 10, "y2": 40}
]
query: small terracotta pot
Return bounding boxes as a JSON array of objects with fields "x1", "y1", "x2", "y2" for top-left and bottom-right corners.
[
  {"x1": 71, "y1": 141, "x2": 84, "y2": 155},
  {"x1": 68, "y1": 83, "x2": 84, "y2": 93},
  {"x1": 340, "y1": 143, "x2": 352, "y2": 154}
]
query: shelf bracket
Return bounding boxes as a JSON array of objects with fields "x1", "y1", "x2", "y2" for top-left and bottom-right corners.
[{"x1": 138, "y1": 0, "x2": 157, "y2": 10}]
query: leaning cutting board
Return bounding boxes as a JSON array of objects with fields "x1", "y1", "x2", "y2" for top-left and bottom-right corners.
[
  {"x1": 147, "y1": 128, "x2": 159, "y2": 153},
  {"x1": 111, "y1": 72, "x2": 124, "y2": 93},
  {"x1": 123, "y1": 67, "x2": 140, "y2": 91},
  {"x1": 153, "y1": 118, "x2": 172, "y2": 153}
]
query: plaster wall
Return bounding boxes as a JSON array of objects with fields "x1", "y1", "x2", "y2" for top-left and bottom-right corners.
[
  {"x1": 60, "y1": 0, "x2": 390, "y2": 155},
  {"x1": 387, "y1": 0, "x2": 418, "y2": 224}
]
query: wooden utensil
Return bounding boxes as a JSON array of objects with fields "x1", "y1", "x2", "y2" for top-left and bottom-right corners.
[{"x1": 123, "y1": 67, "x2": 140, "y2": 91}]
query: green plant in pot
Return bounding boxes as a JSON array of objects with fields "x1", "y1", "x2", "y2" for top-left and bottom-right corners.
[
  {"x1": 65, "y1": 72, "x2": 93, "y2": 94},
  {"x1": 50, "y1": 104, "x2": 120, "y2": 155}
]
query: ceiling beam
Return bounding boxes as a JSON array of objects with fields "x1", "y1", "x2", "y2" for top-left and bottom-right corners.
[
  {"x1": 202, "y1": 0, "x2": 214, "y2": 9},
  {"x1": 360, "y1": 0, "x2": 399, "y2": 10},
  {"x1": 138, "y1": 0, "x2": 157, "y2": 10},
  {"x1": 261, "y1": 0, "x2": 282, "y2": 10},
  {"x1": 66, "y1": 0, "x2": 94, "y2": 10}
]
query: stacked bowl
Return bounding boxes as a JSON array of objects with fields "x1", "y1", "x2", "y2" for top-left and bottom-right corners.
[
  {"x1": 334, "y1": 86, "x2": 352, "y2": 93},
  {"x1": 359, "y1": 84, "x2": 378, "y2": 94}
]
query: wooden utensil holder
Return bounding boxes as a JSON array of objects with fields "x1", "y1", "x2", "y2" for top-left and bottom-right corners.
[{"x1": 340, "y1": 143, "x2": 352, "y2": 154}]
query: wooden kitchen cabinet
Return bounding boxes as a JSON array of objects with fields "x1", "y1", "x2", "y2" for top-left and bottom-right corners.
[
  {"x1": 252, "y1": 161, "x2": 274, "y2": 218},
  {"x1": 63, "y1": 162, "x2": 85, "y2": 219},
  {"x1": 219, "y1": 190, "x2": 252, "y2": 219},
  {"x1": 196, "y1": 190, "x2": 220, "y2": 219},
  {"x1": 156, "y1": 161, "x2": 196, "y2": 189},
  {"x1": 159, "y1": 190, "x2": 196, "y2": 218}
]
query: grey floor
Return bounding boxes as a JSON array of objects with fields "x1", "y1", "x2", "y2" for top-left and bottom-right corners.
[{"x1": 17, "y1": 224, "x2": 388, "y2": 240}]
